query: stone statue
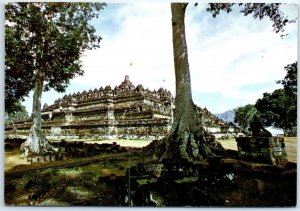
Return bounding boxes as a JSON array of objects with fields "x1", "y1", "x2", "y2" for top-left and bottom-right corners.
[{"x1": 249, "y1": 114, "x2": 272, "y2": 137}]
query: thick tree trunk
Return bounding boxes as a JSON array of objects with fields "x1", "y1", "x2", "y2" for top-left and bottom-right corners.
[
  {"x1": 21, "y1": 69, "x2": 57, "y2": 157},
  {"x1": 161, "y1": 3, "x2": 215, "y2": 161}
]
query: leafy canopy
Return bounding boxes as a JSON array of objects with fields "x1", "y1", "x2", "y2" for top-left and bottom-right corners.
[
  {"x1": 234, "y1": 62, "x2": 297, "y2": 133},
  {"x1": 255, "y1": 89, "x2": 288, "y2": 127},
  {"x1": 234, "y1": 104, "x2": 257, "y2": 131},
  {"x1": 207, "y1": 3, "x2": 295, "y2": 34},
  {"x1": 5, "y1": 101, "x2": 29, "y2": 125},
  {"x1": 255, "y1": 62, "x2": 297, "y2": 132},
  {"x1": 5, "y1": 2, "x2": 106, "y2": 112},
  {"x1": 276, "y1": 62, "x2": 297, "y2": 96}
]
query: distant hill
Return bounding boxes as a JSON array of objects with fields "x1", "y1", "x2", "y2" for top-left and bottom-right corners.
[{"x1": 214, "y1": 109, "x2": 236, "y2": 123}]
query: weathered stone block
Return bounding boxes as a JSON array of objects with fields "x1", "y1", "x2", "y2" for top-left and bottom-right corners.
[
  {"x1": 44, "y1": 155, "x2": 51, "y2": 162},
  {"x1": 50, "y1": 154, "x2": 56, "y2": 161},
  {"x1": 236, "y1": 137, "x2": 288, "y2": 165},
  {"x1": 51, "y1": 127, "x2": 62, "y2": 136}
]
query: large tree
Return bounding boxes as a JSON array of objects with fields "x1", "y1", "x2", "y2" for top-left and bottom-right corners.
[
  {"x1": 5, "y1": 2, "x2": 105, "y2": 157},
  {"x1": 255, "y1": 89, "x2": 287, "y2": 127},
  {"x1": 151, "y1": 3, "x2": 294, "y2": 162},
  {"x1": 232, "y1": 62, "x2": 297, "y2": 135},
  {"x1": 277, "y1": 62, "x2": 297, "y2": 97},
  {"x1": 255, "y1": 62, "x2": 298, "y2": 131},
  {"x1": 255, "y1": 62, "x2": 297, "y2": 134},
  {"x1": 277, "y1": 62, "x2": 297, "y2": 134}
]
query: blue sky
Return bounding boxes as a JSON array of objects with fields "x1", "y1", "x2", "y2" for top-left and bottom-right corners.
[{"x1": 21, "y1": 2, "x2": 298, "y2": 114}]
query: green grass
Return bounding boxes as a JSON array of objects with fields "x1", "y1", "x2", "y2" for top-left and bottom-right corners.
[
  {"x1": 136, "y1": 177, "x2": 158, "y2": 186},
  {"x1": 174, "y1": 177, "x2": 198, "y2": 184}
]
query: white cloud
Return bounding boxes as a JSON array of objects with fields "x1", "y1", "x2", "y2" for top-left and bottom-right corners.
[
  {"x1": 73, "y1": 3, "x2": 175, "y2": 93},
  {"x1": 21, "y1": 3, "x2": 298, "y2": 114},
  {"x1": 185, "y1": 4, "x2": 297, "y2": 106}
]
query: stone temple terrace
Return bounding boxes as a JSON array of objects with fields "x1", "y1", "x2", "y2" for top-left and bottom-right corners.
[{"x1": 5, "y1": 75, "x2": 241, "y2": 141}]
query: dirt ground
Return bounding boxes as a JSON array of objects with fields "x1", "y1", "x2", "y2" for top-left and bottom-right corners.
[
  {"x1": 83, "y1": 139, "x2": 153, "y2": 148},
  {"x1": 4, "y1": 138, "x2": 297, "y2": 206},
  {"x1": 5, "y1": 137, "x2": 297, "y2": 171},
  {"x1": 5, "y1": 148, "x2": 31, "y2": 171},
  {"x1": 219, "y1": 137, "x2": 297, "y2": 163}
]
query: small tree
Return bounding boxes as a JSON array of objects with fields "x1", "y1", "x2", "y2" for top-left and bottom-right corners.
[
  {"x1": 234, "y1": 104, "x2": 257, "y2": 132},
  {"x1": 5, "y1": 2, "x2": 105, "y2": 157},
  {"x1": 5, "y1": 101, "x2": 29, "y2": 125}
]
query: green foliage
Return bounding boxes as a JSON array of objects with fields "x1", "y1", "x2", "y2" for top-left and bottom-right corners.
[
  {"x1": 239, "y1": 3, "x2": 292, "y2": 33},
  {"x1": 255, "y1": 62, "x2": 297, "y2": 134},
  {"x1": 207, "y1": 3, "x2": 295, "y2": 34},
  {"x1": 5, "y1": 2, "x2": 106, "y2": 111},
  {"x1": 234, "y1": 104, "x2": 257, "y2": 131},
  {"x1": 206, "y1": 4, "x2": 296, "y2": 134},
  {"x1": 5, "y1": 101, "x2": 29, "y2": 125},
  {"x1": 234, "y1": 62, "x2": 297, "y2": 134},
  {"x1": 255, "y1": 89, "x2": 286, "y2": 126},
  {"x1": 277, "y1": 62, "x2": 297, "y2": 96},
  {"x1": 255, "y1": 88, "x2": 296, "y2": 131},
  {"x1": 206, "y1": 3, "x2": 235, "y2": 17}
]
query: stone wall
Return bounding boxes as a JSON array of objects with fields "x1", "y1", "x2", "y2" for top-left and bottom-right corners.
[
  {"x1": 199, "y1": 106, "x2": 242, "y2": 139},
  {"x1": 236, "y1": 137, "x2": 288, "y2": 165},
  {"x1": 5, "y1": 76, "x2": 241, "y2": 142},
  {"x1": 5, "y1": 76, "x2": 173, "y2": 141},
  {"x1": 5, "y1": 118, "x2": 170, "y2": 141}
]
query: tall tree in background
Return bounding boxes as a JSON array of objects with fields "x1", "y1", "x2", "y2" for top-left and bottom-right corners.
[
  {"x1": 277, "y1": 62, "x2": 297, "y2": 96},
  {"x1": 278, "y1": 62, "x2": 297, "y2": 134},
  {"x1": 158, "y1": 3, "x2": 294, "y2": 162},
  {"x1": 255, "y1": 89, "x2": 287, "y2": 127},
  {"x1": 255, "y1": 62, "x2": 297, "y2": 134},
  {"x1": 5, "y1": 2, "x2": 105, "y2": 157}
]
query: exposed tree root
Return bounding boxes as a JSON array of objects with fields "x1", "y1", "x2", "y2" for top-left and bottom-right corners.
[
  {"x1": 143, "y1": 125, "x2": 224, "y2": 163},
  {"x1": 20, "y1": 127, "x2": 59, "y2": 158}
]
